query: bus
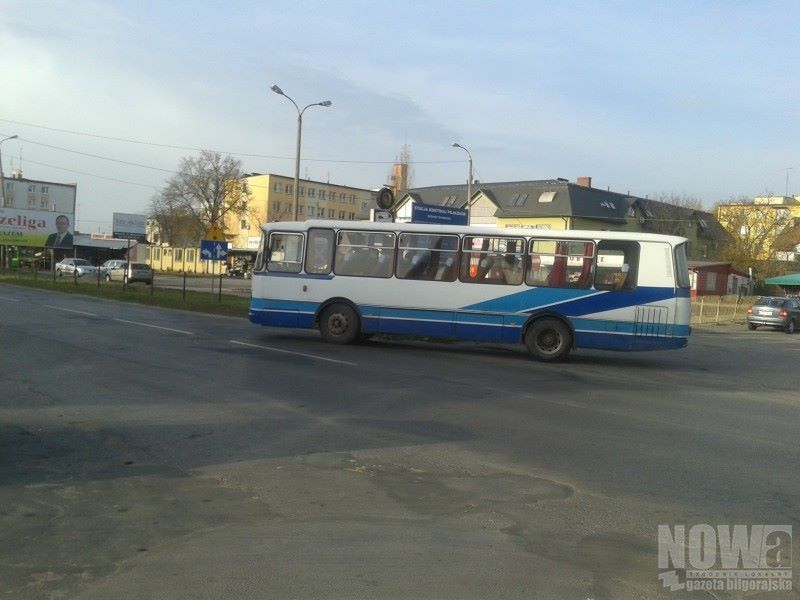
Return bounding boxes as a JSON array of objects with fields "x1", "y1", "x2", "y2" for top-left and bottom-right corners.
[{"x1": 249, "y1": 220, "x2": 691, "y2": 361}]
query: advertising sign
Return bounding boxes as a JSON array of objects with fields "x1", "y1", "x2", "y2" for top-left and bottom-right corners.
[
  {"x1": 112, "y1": 213, "x2": 147, "y2": 242},
  {"x1": 0, "y1": 208, "x2": 75, "y2": 248},
  {"x1": 411, "y1": 203, "x2": 468, "y2": 226}
]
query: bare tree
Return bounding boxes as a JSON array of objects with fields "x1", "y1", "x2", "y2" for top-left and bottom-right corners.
[
  {"x1": 149, "y1": 191, "x2": 204, "y2": 246},
  {"x1": 159, "y1": 150, "x2": 250, "y2": 233}
]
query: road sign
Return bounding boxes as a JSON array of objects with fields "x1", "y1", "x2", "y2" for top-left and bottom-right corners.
[
  {"x1": 205, "y1": 225, "x2": 226, "y2": 242},
  {"x1": 200, "y1": 240, "x2": 229, "y2": 261},
  {"x1": 411, "y1": 203, "x2": 468, "y2": 225}
]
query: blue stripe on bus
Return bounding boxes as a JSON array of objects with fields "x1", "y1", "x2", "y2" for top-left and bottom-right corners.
[
  {"x1": 462, "y1": 286, "x2": 682, "y2": 316},
  {"x1": 253, "y1": 271, "x2": 335, "y2": 280}
]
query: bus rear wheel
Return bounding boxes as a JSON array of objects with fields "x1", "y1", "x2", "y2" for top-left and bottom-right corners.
[
  {"x1": 525, "y1": 318, "x2": 572, "y2": 362},
  {"x1": 319, "y1": 303, "x2": 360, "y2": 344}
]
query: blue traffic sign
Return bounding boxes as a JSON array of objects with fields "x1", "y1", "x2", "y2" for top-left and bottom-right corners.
[
  {"x1": 200, "y1": 240, "x2": 229, "y2": 261},
  {"x1": 411, "y1": 203, "x2": 468, "y2": 225}
]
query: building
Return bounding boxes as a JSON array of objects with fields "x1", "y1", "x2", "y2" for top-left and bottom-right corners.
[
  {"x1": 716, "y1": 195, "x2": 800, "y2": 261},
  {"x1": 396, "y1": 177, "x2": 727, "y2": 259},
  {"x1": 224, "y1": 173, "x2": 377, "y2": 252},
  {"x1": 0, "y1": 171, "x2": 78, "y2": 266},
  {"x1": 2, "y1": 173, "x2": 76, "y2": 213}
]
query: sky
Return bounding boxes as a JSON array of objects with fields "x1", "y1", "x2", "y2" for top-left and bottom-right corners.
[{"x1": 1, "y1": 0, "x2": 799, "y2": 232}]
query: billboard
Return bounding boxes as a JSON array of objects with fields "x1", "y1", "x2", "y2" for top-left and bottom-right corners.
[
  {"x1": 0, "y1": 207, "x2": 75, "y2": 248},
  {"x1": 112, "y1": 213, "x2": 147, "y2": 242}
]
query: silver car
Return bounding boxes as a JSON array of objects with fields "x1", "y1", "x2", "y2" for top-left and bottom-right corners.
[
  {"x1": 105, "y1": 262, "x2": 153, "y2": 284},
  {"x1": 55, "y1": 258, "x2": 97, "y2": 277},
  {"x1": 99, "y1": 259, "x2": 127, "y2": 276},
  {"x1": 747, "y1": 296, "x2": 800, "y2": 333}
]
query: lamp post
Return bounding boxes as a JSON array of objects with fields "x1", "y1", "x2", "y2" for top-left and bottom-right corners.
[
  {"x1": 451, "y1": 142, "x2": 473, "y2": 224},
  {"x1": 0, "y1": 134, "x2": 18, "y2": 207},
  {"x1": 270, "y1": 85, "x2": 332, "y2": 221}
]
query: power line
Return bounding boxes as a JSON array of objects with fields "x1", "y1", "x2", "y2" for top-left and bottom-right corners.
[
  {"x1": 0, "y1": 118, "x2": 464, "y2": 165},
  {"x1": 19, "y1": 158, "x2": 162, "y2": 190}
]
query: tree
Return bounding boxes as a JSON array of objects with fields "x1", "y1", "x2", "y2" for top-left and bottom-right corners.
[
  {"x1": 154, "y1": 150, "x2": 250, "y2": 239},
  {"x1": 149, "y1": 192, "x2": 203, "y2": 246},
  {"x1": 714, "y1": 195, "x2": 794, "y2": 278}
]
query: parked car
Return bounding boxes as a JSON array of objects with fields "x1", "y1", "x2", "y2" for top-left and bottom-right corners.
[
  {"x1": 105, "y1": 262, "x2": 153, "y2": 284},
  {"x1": 99, "y1": 259, "x2": 127, "y2": 276},
  {"x1": 55, "y1": 258, "x2": 97, "y2": 277},
  {"x1": 747, "y1": 296, "x2": 800, "y2": 333}
]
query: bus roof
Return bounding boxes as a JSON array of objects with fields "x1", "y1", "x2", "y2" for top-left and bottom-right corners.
[{"x1": 260, "y1": 220, "x2": 689, "y2": 245}]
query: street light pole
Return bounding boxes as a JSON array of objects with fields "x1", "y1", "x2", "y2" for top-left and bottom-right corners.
[
  {"x1": 270, "y1": 85, "x2": 332, "y2": 221},
  {"x1": 451, "y1": 142, "x2": 473, "y2": 224},
  {"x1": 0, "y1": 134, "x2": 19, "y2": 207}
]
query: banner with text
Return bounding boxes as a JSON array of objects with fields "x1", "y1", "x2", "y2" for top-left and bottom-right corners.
[{"x1": 0, "y1": 208, "x2": 75, "y2": 248}]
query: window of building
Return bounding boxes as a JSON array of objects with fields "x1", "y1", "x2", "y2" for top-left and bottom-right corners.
[
  {"x1": 41, "y1": 186, "x2": 49, "y2": 194},
  {"x1": 526, "y1": 240, "x2": 594, "y2": 288},
  {"x1": 594, "y1": 241, "x2": 640, "y2": 291},
  {"x1": 305, "y1": 228, "x2": 334, "y2": 274},
  {"x1": 339, "y1": 193, "x2": 345, "y2": 201},
  {"x1": 307, "y1": 206, "x2": 315, "y2": 217},
  {"x1": 328, "y1": 208, "x2": 335, "y2": 218},
  {"x1": 154, "y1": 248, "x2": 162, "y2": 260},
  {"x1": 241, "y1": 219, "x2": 248, "y2": 229},
  {"x1": 299, "y1": 206, "x2": 304, "y2": 215},
  {"x1": 272, "y1": 201, "x2": 280, "y2": 211},
  {"x1": 299, "y1": 186, "x2": 305, "y2": 197},
  {"x1": 338, "y1": 210, "x2": 345, "y2": 219},
  {"x1": 459, "y1": 236, "x2": 525, "y2": 285},
  {"x1": 397, "y1": 233, "x2": 459, "y2": 282},
  {"x1": 186, "y1": 249, "x2": 195, "y2": 262},
  {"x1": 267, "y1": 232, "x2": 304, "y2": 273},
  {"x1": 175, "y1": 249, "x2": 183, "y2": 262},
  {"x1": 40, "y1": 197, "x2": 49, "y2": 209},
  {"x1": 705, "y1": 271, "x2": 717, "y2": 291},
  {"x1": 538, "y1": 191, "x2": 556, "y2": 203},
  {"x1": 348, "y1": 212, "x2": 355, "y2": 220},
  {"x1": 334, "y1": 230, "x2": 395, "y2": 278},
  {"x1": 308, "y1": 188, "x2": 315, "y2": 198},
  {"x1": 349, "y1": 194, "x2": 356, "y2": 204},
  {"x1": 28, "y1": 184, "x2": 35, "y2": 193},
  {"x1": 274, "y1": 183, "x2": 282, "y2": 192},
  {"x1": 319, "y1": 190, "x2": 326, "y2": 200}
]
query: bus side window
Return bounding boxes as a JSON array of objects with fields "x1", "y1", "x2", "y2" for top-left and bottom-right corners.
[
  {"x1": 267, "y1": 232, "x2": 304, "y2": 273},
  {"x1": 305, "y1": 228, "x2": 334, "y2": 274},
  {"x1": 594, "y1": 241, "x2": 639, "y2": 291}
]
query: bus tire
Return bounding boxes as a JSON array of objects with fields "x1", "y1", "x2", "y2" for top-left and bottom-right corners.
[
  {"x1": 319, "y1": 303, "x2": 360, "y2": 345},
  {"x1": 525, "y1": 318, "x2": 572, "y2": 362}
]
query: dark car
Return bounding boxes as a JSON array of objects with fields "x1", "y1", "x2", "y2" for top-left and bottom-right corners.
[{"x1": 747, "y1": 296, "x2": 800, "y2": 333}]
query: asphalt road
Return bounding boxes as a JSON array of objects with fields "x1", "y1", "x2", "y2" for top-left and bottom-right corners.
[{"x1": 1, "y1": 283, "x2": 798, "y2": 599}]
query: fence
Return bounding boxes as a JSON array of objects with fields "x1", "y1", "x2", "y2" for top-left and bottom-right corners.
[{"x1": 691, "y1": 295, "x2": 756, "y2": 325}]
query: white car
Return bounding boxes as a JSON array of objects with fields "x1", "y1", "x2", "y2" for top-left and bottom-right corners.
[{"x1": 56, "y1": 258, "x2": 97, "y2": 277}]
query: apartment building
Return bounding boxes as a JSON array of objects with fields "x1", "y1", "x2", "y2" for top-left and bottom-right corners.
[{"x1": 226, "y1": 173, "x2": 377, "y2": 251}]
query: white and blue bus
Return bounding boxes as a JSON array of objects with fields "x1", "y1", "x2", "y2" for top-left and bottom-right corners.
[{"x1": 249, "y1": 220, "x2": 691, "y2": 361}]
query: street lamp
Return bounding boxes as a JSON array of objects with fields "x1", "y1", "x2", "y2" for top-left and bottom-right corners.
[
  {"x1": 270, "y1": 84, "x2": 332, "y2": 221},
  {"x1": 451, "y1": 142, "x2": 473, "y2": 224},
  {"x1": 0, "y1": 134, "x2": 19, "y2": 207}
]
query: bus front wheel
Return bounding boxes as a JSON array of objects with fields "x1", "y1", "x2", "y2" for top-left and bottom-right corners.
[
  {"x1": 525, "y1": 318, "x2": 572, "y2": 362},
  {"x1": 319, "y1": 303, "x2": 360, "y2": 345}
]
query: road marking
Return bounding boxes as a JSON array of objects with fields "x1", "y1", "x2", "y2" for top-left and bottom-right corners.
[
  {"x1": 44, "y1": 305, "x2": 98, "y2": 317},
  {"x1": 230, "y1": 339, "x2": 358, "y2": 366},
  {"x1": 115, "y1": 318, "x2": 195, "y2": 335},
  {"x1": 0, "y1": 296, "x2": 20, "y2": 302}
]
